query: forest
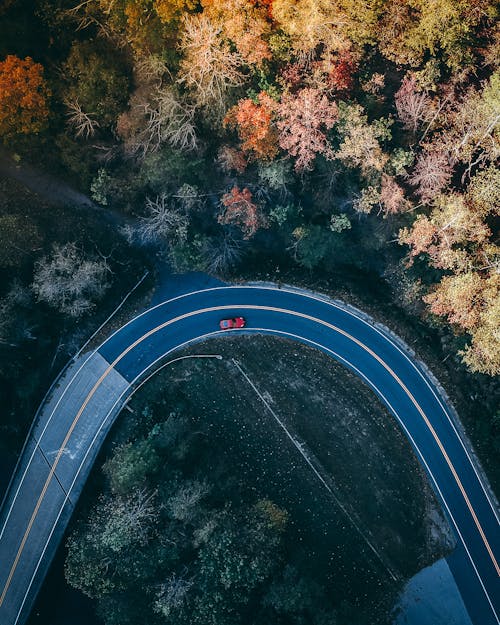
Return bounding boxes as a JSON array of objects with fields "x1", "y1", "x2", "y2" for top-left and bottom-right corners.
[
  {"x1": 1, "y1": 0, "x2": 498, "y2": 374},
  {"x1": 0, "y1": 0, "x2": 499, "y2": 624}
]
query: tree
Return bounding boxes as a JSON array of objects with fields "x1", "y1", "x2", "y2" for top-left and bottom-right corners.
[
  {"x1": 334, "y1": 103, "x2": 389, "y2": 178},
  {"x1": 64, "y1": 99, "x2": 100, "y2": 139},
  {"x1": 409, "y1": 148, "x2": 453, "y2": 203},
  {"x1": 278, "y1": 88, "x2": 338, "y2": 171},
  {"x1": 394, "y1": 74, "x2": 433, "y2": 136},
  {"x1": 103, "y1": 439, "x2": 161, "y2": 495},
  {"x1": 290, "y1": 225, "x2": 336, "y2": 269},
  {"x1": 0, "y1": 55, "x2": 50, "y2": 139},
  {"x1": 218, "y1": 187, "x2": 266, "y2": 238},
  {"x1": 63, "y1": 40, "x2": 130, "y2": 129},
  {"x1": 118, "y1": 86, "x2": 198, "y2": 158},
  {"x1": 65, "y1": 488, "x2": 158, "y2": 598},
  {"x1": 202, "y1": 234, "x2": 244, "y2": 275},
  {"x1": 178, "y1": 15, "x2": 246, "y2": 117},
  {"x1": 425, "y1": 273, "x2": 500, "y2": 375},
  {"x1": 137, "y1": 194, "x2": 190, "y2": 245},
  {"x1": 378, "y1": 0, "x2": 499, "y2": 69},
  {"x1": 31, "y1": 243, "x2": 110, "y2": 317},
  {"x1": 100, "y1": 488, "x2": 157, "y2": 553},
  {"x1": 201, "y1": 0, "x2": 272, "y2": 66},
  {"x1": 68, "y1": 0, "x2": 169, "y2": 53},
  {"x1": 224, "y1": 91, "x2": 278, "y2": 160},
  {"x1": 325, "y1": 49, "x2": 358, "y2": 94},
  {"x1": 167, "y1": 480, "x2": 210, "y2": 522},
  {"x1": 154, "y1": 574, "x2": 193, "y2": 618},
  {"x1": 379, "y1": 174, "x2": 411, "y2": 215},
  {"x1": 271, "y1": 0, "x2": 351, "y2": 58},
  {"x1": 216, "y1": 145, "x2": 247, "y2": 174},
  {"x1": 399, "y1": 194, "x2": 490, "y2": 271},
  {"x1": 154, "y1": 0, "x2": 199, "y2": 24},
  {"x1": 466, "y1": 165, "x2": 500, "y2": 216},
  {"x1": 444, "y1": 71, "x2": 500, "y2": 175},
  {"x1": 196, "y1": 501, "x2": 286, "y2": 596}
]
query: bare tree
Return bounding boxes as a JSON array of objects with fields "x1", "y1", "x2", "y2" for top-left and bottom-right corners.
[
  {"x1": 119, "y1": 86, "x2": 198, "y2": 158},
  {"x1": 178, "y1": 15, "x2": 246, "y2": 117},
  {"x1": 154, "y1": 573, "x2": 193, "y2": 618},
  {"x1": 410, "y1": 148, "x2": 453, "y2": 203},
  {"x1": 167, "y1": 480, "x2": 210, "y2": 522},
  {"x1": 395, "y1": 74, "x2": 433, "y2": 136},
  {"x1": 101, "y1": 488, "x2": 157, "y2": 553},
  {"x1": 138, "y1": 194, "x2": 190, "y2": 245},
  {"x1": 64, "y1": 99, "x2": 100, "y2": 139},
  {"x1": 32, "y1": 243, "x2": 110, "y2": 318},
  {"x1": 203, "y1": 234, "x2": 244, "y2": 275},
  {"x1": 143, "y1": 87, "x2": 198, "y2": 152}
]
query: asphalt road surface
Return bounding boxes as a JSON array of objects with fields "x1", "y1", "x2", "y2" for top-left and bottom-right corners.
[{"x1": 0, "y1": 284, "x2": 498, "y2": 625}]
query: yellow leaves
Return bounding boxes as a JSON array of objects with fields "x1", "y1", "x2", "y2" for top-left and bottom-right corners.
[
  {"x1": 0, "y1": 55, "x2": 50, "y2": 139},
  {"x1": 272, "y1": 0, "x2": 351, "y2": 56},
  {"x1": 154, "y1": 0, "x2": 198, "y2": 24},
  {"x1": 424, "y1": 272, "x2": 500, "y2": 375},
  {"x1": 201, "y1": 0, "x2": 272, "y2": 65}
]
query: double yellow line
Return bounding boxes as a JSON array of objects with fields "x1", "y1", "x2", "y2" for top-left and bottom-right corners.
[{"x1": 1, "y1": 304, "x2": 498, "y2": 613}]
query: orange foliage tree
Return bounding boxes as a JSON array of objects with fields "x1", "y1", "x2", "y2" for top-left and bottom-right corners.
[
  {"x1": 218, "y1": 186, "x2": 266, "y2": 238},
  {"x1": 224, "y1": 92, "x2": 278, "y2": 160},
  {"x1": 0, "y1": 55, "x2": 50, "y2": 139},
  {"x1": 201, "y1": 0, "x2": 272, "y2": 66}
]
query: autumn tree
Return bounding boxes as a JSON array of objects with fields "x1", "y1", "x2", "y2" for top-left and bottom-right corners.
[
  {"x1": 379, "y1": 174, "x2": 410, "y2": 216},
  {"x1": 324, "y1": 49, "x2": 358, "y2": 94},
  {"x1": 334, "y1": 103, "x2": 389, "y2": 178},
  {"x1": 118, "y1": 85, "x2": 197, "y2": 158},
  {"x1": 69, "y1": 0, "x2": 170, "y2": 52},
  {"x1": 0, "y1": 55, "x2": 50, "y2": 139},
  {"x1": 224, "y1": 91, "x2": 278, "y2": 160},
  {"x1": 272, "y1": 0, "x2": 376, "y2": 58},
  {"x1": 425, "y1": 273, "x2": 500, "y2": 375},
  {"x1": 177, "y1": 15, "x2": 246, "y2": 118},
  {"x1": 400, "y1": 190, "x2": 499, "y2": 374},
  {"x1": 394, "y1": 74, "x2": 434, "y2": 136},
  {"x1": 155, "y1": 0, "x2": 199, "y2": 24},
  {"x1": 409, "y1": 148, "x2": 453, "y2": 203},
  {"x1": 216, "y1": 145, "x2": 247, "y2": 174},
  {"x1": 443, "y1": 71, "x2": 500, "y2": 176},
  {"x1": 399, "y1": 194, "x2": 490, "y2": 271},
  {"x1": 201, "y1": 0, "x2": 271, "y2": 66},
  {"x1": 378, "y1": 0, "x2": 499, "y2": 69},
  {"x1": 63, "y1": 40, "x2": 130, "y2": 129},
  {"x1": 277, "y1": 88, "x2": 338, "y2": 171},
  {"x1": 218, "y1": 187, "x2": 265, "y2": 238}
]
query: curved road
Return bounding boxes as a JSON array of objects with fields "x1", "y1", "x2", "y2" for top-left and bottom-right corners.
[{"x1": 0, "y1": 284, "x2": 498, "y2": 625}]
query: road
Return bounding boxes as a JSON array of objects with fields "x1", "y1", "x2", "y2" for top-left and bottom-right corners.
[{"x1": 0, "y1": 283, "x2": 498, "y2": 625}]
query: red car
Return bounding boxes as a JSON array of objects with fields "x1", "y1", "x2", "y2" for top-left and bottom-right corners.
[{"x1": 219, "y1": 317, "x2": 246, "y2": 330}]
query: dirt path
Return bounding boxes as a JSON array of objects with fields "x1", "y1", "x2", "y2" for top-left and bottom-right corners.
[{"x1": 0, "y1": 148, "x2": 126, "y2": 227}]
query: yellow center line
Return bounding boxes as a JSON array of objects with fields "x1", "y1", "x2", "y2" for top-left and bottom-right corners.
[{"x1": 1, "y1": 303, "x2": 498, "y2": 610}]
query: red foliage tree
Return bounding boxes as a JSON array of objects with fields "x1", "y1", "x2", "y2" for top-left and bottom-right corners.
[
  {"x1": 326, "y1": 51, "x2": 357, "y2": 94},
  {"x1": 218, "y1": 186, "x2": 266, "y2": 238}
]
